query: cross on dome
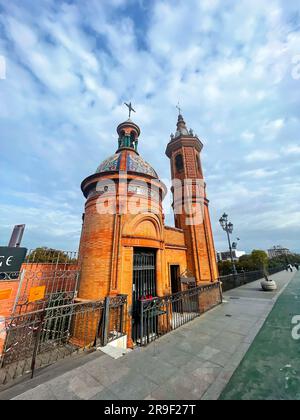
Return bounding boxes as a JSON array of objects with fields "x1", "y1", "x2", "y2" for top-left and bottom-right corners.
[{"x1": 124, "y1": 102, "x2": 136, "y2": 119}]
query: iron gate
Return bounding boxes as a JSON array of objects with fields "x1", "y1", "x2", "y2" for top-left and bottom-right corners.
[
  {"x1": 132, "y1": 249, "x2": 156, "y2": 343},
  {"x1": 0, "y1": 295, "x2": 127, "y2": 385},
  {"x1": 138, "y1": 282, "x2": 222, "y2": 346}
]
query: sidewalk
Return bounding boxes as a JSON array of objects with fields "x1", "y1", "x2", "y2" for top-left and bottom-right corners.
[
  {"x1": 0, "y1": 270, "x2": 295, "y2": 400},
  {"x1": 220, "y1": 270, "x2": 300, "y2": 400}
]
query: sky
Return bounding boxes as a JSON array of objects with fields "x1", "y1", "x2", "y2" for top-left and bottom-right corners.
[{"x1": 0, "y1": 0, "x2": 300, "y2": 254}]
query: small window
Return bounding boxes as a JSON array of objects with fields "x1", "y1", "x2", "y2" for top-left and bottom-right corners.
[
  {"x1": 130, "y1": 131, "x2": 136, "y2": 147},
  {"x1": 175, "y1": 154, "x2": 184, "y2": 172}
]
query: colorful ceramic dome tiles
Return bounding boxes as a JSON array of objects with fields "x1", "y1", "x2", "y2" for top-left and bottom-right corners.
[
  {"x1": 96, "y1": 154, "x2": 121, "y2": 173},
  {"x1": 127, "y1": 154, "x2": 158, "y2": 178}
]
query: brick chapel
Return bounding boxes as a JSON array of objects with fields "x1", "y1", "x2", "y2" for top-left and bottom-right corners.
[{"x1": 77, "y1": 108, "x2": 219, "y2": 344}]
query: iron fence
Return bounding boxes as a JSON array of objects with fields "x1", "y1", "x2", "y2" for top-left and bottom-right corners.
[
  {"x1": 136, "y1": 282, "x2": 222, "y2": 346},
  {"x1": 268, "y1": 266, "x2": 287, "y2": 275},
  {"x1": 0, "y1": 295, "x2": 127, "y2": 385},
  {"x1": 220, "y1": 266, "x2": 286, "y2": 292}
]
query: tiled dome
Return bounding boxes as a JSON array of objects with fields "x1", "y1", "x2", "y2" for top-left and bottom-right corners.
[
  {"x1": 96, "y1": 154, "x2": 121, "y2": 173},
  {"x1": 95, "y1": 151, "x2": 158, "y2": 178}
]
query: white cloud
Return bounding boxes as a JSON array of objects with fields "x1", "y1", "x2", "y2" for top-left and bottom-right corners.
[
  {"x1": 241, "y1": 131, "x2": 255, "y2": 142},
  {"x1": 242, "y1": 168, "x2": 278, "y2": 178},
  {"x1": 6, "y1": 16, "x2": 38, "y2": 48},
  {"x1": 282, "y1": 144, "x2": 300, "y2": 155},
  {"x1": 0, "y1": 0, "x2": 300, "y2": 252},
  {"x1": 245, "y1": 150, "x2": 280, "y2": 162}
]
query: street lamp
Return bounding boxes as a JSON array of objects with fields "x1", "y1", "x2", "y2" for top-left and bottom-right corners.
[{"x1": 219, "y1": 213, "x2": 238, "y2": 275}]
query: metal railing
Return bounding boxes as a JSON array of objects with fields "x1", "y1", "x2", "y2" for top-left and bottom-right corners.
[
  {"x1": 268, "y1": 266, "x2": 287, "y2": 275},
  {"x1": 0, "y1": 295, "x2": 127, "y2": 385},
  {"x1": 136, "y1": 282, "x2": 222, "y2": 346},
  {"x1": 220, "y1": 266, "x2": 286, "y2": 292}
]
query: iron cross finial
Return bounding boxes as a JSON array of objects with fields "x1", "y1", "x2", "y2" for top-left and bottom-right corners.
[
  {"x1": 124, "y1": 102, "x2": 136, "y2": 119},
  {"x1": 176, "y1": 102, "x2": 182, "y2": 116}
]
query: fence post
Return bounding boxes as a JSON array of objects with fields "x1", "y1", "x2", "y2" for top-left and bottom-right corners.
[
  {"x1": 218, "y1": 281, "x2": 223, "y2": 304},
  {"x1": 140, "y1": 299, "x2": 144, "y2": 347},
  {"x1": 234, "y1": 272, "x2": 239, "y2": 288},
  {"x1": 31, "y1": 311, "x2": 46, "y2": 379},
  {"x1": 93, "y1": 305, "x2": 104, "y2": 348},
  {"x1": 118, "y1": 294, "x2": 127, "y2": 336},
  {"x1": 12, "y1": 269, "x2": 26, "y2": 315},
  {"x1": 101, "y1": 296, "x2": 110, "y2": 347}
]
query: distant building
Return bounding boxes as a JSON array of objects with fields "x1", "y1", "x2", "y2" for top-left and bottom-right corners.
[
  {"x1": 267, "y1": 245, "x2": 292, "y2": 259},
  {"x1": 217, "y1": 250, "x2": 246, "y2": 262}
]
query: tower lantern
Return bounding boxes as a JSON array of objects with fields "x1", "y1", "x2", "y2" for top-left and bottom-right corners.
[{"x1": 116, "y1": 120, "x2": 140, "y2": 152}]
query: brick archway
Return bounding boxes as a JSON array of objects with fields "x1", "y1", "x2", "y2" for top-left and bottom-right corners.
[{"x1": 122, "y1": 213, "x2": 164, "y2": 244}]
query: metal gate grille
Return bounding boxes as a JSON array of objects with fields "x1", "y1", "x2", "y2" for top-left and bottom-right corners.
[
  {"x1": 132, "y1": 249, "x2": 156, "y2": 343},
  {"x1": 0, "y1": 296, "x2": 127, "y2": 385}
]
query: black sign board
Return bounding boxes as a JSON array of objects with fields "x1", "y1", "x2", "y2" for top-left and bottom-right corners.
[{"x1": 0, "y1": 247, "x2": 27, "y2": 274}]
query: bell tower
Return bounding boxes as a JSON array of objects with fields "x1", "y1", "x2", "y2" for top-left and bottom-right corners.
[{"x1": 166, "y1": 112, "x2": 219, "y2": 283}]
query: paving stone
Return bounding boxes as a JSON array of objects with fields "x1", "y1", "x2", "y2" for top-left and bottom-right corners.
[
  {"x1": 13, "y1": 384, "x2": 57, "y2": 400},
  {"x1": 83, "y1": 357, "x2": 130, "y2": 388},
  {"x1": 123, "y1": 356, "x2": 175, "y2": 386},
  {"x1": 150, "y1": 373, "x2": 210, "y2": 400},
  {"x1": 47, "y1": 368, "x2": 103, "y2": 400},
  {"x1": 153, "y1": 345, "x2": 197, "y2": 368},
  {"x1": 105, "y1": 370, "x2": 159, "y2": 400},
  {"x1": 89, "y1": 387, "x2": 120, "y2": 400}
]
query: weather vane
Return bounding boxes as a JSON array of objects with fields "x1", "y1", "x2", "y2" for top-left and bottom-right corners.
[
  {"x1": 176, "y1": 102, "x2": 182, "y2": 115},
  {"x1": 124, "y1": 102, "x2": 136, "y2": 119}
]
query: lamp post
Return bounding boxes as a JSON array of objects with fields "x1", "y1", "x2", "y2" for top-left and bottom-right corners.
[{"x1": 219, "y1": 213, "x2": 238, "y2": 276}]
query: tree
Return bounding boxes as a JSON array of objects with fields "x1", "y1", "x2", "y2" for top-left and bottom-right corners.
[
  {"x1": 251, "y1": 250, "x2": 269, "y2": 270},
  {"x1": 218, "y1": 260, "x2": 234, "y2": 276},
  {"x1": 269, "y1": 253, "x2": 300, "y2": 269},
  {"x1": 26, "y1": 247, "x2": 76, "y2": 264},
  {"x1": 237, "y1": 254, "x2": 257, "y2": 272}
]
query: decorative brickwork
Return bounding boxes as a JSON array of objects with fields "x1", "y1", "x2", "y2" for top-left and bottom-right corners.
[{"x1": 166, "y1": 114, "x2": 219, "y2": 283}]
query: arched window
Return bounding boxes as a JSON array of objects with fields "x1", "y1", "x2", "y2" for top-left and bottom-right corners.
[
  {"x1": 119, "y1": 130, "x2": 125, "y2": 148},
  {"x1": 175, "y1": 154, "x2": 184, "y2": 173},
  {"x1": 130, "y1": 131, "x2": 136, "y2": 148}
]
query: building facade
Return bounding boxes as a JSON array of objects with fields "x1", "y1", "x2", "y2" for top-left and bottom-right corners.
[
  {"x1": 217, "y1": 250, "x2": 246, "y2": 262},
  {"x1": 267, "y1": 245, "x2": 292, "y2": 259},
  {"x1": 77, "y1": 112, "x2": 219, "y2": 345}
]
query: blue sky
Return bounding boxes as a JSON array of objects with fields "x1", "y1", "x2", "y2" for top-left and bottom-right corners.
[{"x1": 0, "y1": 0, "x2": 300, "y2": 253}]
